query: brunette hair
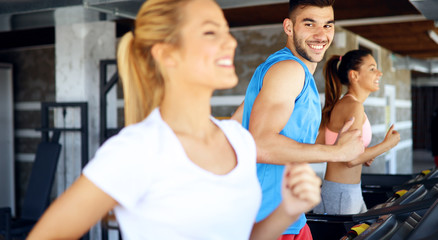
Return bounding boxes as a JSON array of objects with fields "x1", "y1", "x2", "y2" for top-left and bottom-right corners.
[
  {"x1": 117, "y1": 0, "x2": 192, "y2": 125},
  {"x1": 289, "y1": 0, "x2": 335, "y2": 18},
  {"x1": 321, "y1": 49, "x2": 372, "y2": 127}
]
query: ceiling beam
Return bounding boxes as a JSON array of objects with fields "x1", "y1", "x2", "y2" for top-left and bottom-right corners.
[
  {"x1": 336, "y1": 14, "x2": 426, "y2": 26},
  {"x1": 216, "y1": 0, "x2": 288, "y2": 9}
]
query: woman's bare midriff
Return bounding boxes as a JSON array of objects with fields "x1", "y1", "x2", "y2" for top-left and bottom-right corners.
[{"x1": 324, "y1": 162, "x2": 363, "y2": 184}]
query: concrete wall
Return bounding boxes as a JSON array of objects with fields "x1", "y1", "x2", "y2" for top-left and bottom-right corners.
[
  {"x1": 0, "y1": 46, "x2": 55, "y2": 215},
  {"x1": 212, "y1": 25, "x2": 286, "y2": 117}
]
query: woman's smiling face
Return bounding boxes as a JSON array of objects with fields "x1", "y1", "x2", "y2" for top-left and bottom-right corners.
[
  {"x1": 173, "y1": 0, "x2": 238, "y2": 91},
  {"x1": 357, "y1": 54, "x2": 383, "y2": 92}
]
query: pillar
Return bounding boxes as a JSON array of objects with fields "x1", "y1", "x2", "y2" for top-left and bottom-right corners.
[{"x1": 54, "y1": 6, "x2": 116, "y2": 240}]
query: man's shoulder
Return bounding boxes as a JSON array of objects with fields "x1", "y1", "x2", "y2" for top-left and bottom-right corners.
[
  {"x1": 273, "y1": 59, "x2": 303, "y2": 69},
  {"x1": 266, "y1": 59, "x2": 305, "y2": 82}
]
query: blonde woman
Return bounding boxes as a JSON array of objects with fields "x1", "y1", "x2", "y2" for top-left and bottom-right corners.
[
  {"x1": 27, "y1": 0, "x2": 321, "y2": 239},
  {"x1": 313, "y1": 49, "x2": 400, "y2": 215}
]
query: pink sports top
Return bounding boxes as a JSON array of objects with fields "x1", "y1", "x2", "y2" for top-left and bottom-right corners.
[{"x1": 325, "y1": 95, "x2": 372, "y2": 147}]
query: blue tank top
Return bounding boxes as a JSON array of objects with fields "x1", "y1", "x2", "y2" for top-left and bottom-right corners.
[{"x1": 242, "y1": 47, "x2": 321, "y2": 234}]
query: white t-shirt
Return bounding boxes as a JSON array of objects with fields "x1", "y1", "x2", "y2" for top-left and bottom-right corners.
[{"x1": 83, "y1": 108, "x2": 262, "y2": 240}]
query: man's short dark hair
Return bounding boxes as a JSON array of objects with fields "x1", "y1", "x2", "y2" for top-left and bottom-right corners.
[{"x1": 289, "y1": 0, "x2": 335, "y2": 15}]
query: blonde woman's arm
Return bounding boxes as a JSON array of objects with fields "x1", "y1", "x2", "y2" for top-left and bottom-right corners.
[{"x1": 27, "y1": 175, "x2": 118, "y2": 240}]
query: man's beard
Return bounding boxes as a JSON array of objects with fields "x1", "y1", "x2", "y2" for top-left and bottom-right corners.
[{"x1": 293, "y1": 32, "x2": 325, "y2": 63}]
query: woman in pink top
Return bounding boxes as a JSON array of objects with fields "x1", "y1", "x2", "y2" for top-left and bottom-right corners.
[{"x1": 313, "y1": 49, "x2": 400, "y2": 215}]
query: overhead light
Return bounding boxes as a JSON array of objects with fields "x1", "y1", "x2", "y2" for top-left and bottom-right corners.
[{"x1": 428, "y1": 30, "x2": 438, "y2": 45}]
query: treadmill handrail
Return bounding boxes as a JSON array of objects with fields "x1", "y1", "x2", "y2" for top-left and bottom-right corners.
[
  {"x1": 307, "y1": 198, "x2": 437, "y2": 223},
  {"x1": 393, "y1": 177, "x2": 438, "y2": 192},
  {"x1": 352, "y1": 198, "x2": 437, "y2": 222}
]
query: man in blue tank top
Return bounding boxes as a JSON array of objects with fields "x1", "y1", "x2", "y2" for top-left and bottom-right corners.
[{"x1": 232, "y1": 0, "x2": 365, "y2": 239}]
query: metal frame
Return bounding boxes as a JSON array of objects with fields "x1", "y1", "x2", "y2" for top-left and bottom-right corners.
[
  {"x1": 99, "y1": 59, "x2": 121, "y2": 145},
  {"x1": 37, "y1": 101, "x2": 89, "y2": 240},
  {"x1": 38, "y1": 102, "x2": 89, "y2": 170},
  {"x1": 100, "y1": 60, "x2": 123, "y2": 240}
]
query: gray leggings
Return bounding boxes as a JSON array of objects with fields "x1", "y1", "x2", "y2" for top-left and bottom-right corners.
[{"x1": 312, "y1": 180, "x2": 367, "y2": 215}]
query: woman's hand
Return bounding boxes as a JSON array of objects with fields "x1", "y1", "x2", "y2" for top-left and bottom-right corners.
[
  {"x1": 363, "y1": 158, "x2": 374, "y2": 167},
  {"x1": 384, "y1": 124, "x2": 400, "y2": 150},
  {"x1": 282, "y1": 163, "x2": 321, "y2": 216}
]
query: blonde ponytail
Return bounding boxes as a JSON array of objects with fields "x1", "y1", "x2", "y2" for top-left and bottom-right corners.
[{"x1": 117, "y1": 0, "x2": 190, "y2": 126}]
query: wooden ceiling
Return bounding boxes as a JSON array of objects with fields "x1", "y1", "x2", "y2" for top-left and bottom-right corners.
[{"x1": 223, "y1": 0, "x2": 438, "y2": 60}]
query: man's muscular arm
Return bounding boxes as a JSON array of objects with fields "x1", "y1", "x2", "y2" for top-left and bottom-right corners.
[{"x1": 249, "y1": 60, "x2": 364, "y2": 164}]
